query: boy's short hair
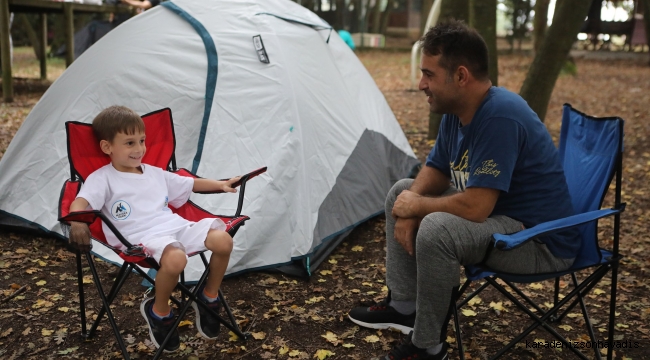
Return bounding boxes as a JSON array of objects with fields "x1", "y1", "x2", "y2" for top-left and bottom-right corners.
[
  {"x1": 92, "y1": 105, "x2": 145, "y2": 142},
  {"x1": 419, "y1": 19, "x2": 489, "y2": 81}
]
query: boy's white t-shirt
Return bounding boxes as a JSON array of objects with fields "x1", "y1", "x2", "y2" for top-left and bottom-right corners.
[{"x1": 76, "y1": 163, "x2": 210, "y2": 249}]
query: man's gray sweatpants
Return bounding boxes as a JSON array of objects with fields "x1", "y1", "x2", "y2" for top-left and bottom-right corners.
[{"x1": 385, "y1": 179, "x2": 574, "y2": 348}]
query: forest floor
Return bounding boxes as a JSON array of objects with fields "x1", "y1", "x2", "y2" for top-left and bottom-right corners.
[{"x1": 0, "y1": 45, "x2": 649, "y2": 360}]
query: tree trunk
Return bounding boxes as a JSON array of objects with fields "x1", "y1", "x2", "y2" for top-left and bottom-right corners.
[
  {"x1": 439, "y1": 0, "x2": 469, "y2": 22},
  {"x1": 519, "y1": 0, "x2": 592, "y2": 122},
  {"x1": 17, "y1": 13, "x2": 42, "y2": 60},
  {"x1": 420, "y1": 0, "x2": 434, "y2": 34},
  {"x1": 371, "y1": 0, "x2": 382, "y2": 33},
  {"x1": 533, "y1": 0, "x2": 550, "y2": 52},
  {"x1": 427, "y1": 0, "x2": 469, "y2": 140},
  {"x1": 380, "y1": 0, "x2": 396, "y2": 35},
  {"x1": 642, "y1": 0, "x2": 650, "y2": 63},
  {"x1": 470, "y1": 0, "x2": 497, "y2": 86}
]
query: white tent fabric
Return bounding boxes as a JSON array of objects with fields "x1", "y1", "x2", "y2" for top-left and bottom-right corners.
[{"x1": 0, "y1": 0, "x2": 418, "y2": 280}]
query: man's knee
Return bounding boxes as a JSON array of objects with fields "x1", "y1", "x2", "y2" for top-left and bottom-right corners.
[
  {"x1": 416, "y1": 212, "x2": 459, "y2": 254},
  {"x1": 385, "y1": 178, "x2": 414, "y2": 210}
]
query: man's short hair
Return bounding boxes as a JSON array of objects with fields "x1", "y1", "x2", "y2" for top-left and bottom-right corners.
[
  {"x1": 92, "y1": 105, "x2": 145, "y2": 142},
  {"x1": 419, "y1": 20, "x2": 489, "y2": 81}
]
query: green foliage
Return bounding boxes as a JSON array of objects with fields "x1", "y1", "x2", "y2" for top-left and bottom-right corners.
[{"x1": 560, "y1": 59, "x2": 578, "y2": 76}]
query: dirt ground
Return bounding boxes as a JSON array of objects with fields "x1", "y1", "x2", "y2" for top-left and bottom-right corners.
[{"x1": 0, "y1": 47, "x2": 650, "y2": 360}]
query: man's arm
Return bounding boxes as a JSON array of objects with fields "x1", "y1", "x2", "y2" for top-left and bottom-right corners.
[
  {"x1": 393, "y1": 186, "x2": 500, "y2": 223},
  {"x1": 409, "y1": 165, "x2": 451, "y2": 197},
  {"x1": 120, "y1": 0, "x2": 153, "y2": 9}
]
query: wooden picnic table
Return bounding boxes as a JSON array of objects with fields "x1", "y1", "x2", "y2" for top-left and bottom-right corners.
[{"x1": 0, "y1": 0, "x2": 134, "y2": 102}]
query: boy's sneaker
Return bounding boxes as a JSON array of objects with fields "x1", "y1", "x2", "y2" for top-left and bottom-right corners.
[
  {"x1": 140, "y1": 297, "x2": 180, "y2": 352},
  {"x1": 348, "y1": 293, "x2": 415, "y2": 334},
  {"x1": 190, "y1": 285, "x2": 222, "y2": 340},
  {"x1": 385, "y1": 332, "x2": 449, "y2": 360}
]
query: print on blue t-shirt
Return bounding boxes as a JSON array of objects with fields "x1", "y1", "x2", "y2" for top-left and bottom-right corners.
[{"x1": 426, "y1": 87, "x2": 579, "y2": 259}]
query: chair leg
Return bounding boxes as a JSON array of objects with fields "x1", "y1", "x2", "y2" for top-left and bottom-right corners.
[
  {"x1": 556, "y1": 265, "x2": 609, "y2": 323},
  {"x1": 448, "y1": 285, "x2": 465, "y2": 360},
  {"x1": 607, "y1": 262, "x2": 619, "y2": 360},
  {"x1": 151, "y1": 265, "x2": 211, "y2": 360},
  {"x1": 487, "y1": 278, "x2": 590, "y2": 360},
  {"x1": 89, "y1": 263, "x2": 132, "y2": 337},
  {"x1": 86, "y1": 253, "x2": 130, "y2": 360},
  {"x1": 552, "y1": 277, "x2": 560, "y2": 322},
  {"x1": 501, "y1": 279, "x2": 547, "y2": 315},
  {"x1": 76, "y1": 251, "x2": 88, "y2": 338},
  {"x1": 218, "y1": 288, "x2": 248, "y2": 339},
  {"x1": 571, "y1": 273, "x2": 602, "y2": 360}
]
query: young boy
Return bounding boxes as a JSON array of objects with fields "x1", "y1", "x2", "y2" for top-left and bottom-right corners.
[{"x1": 68, "y1": 105, "x2": 238, "y2": 351}]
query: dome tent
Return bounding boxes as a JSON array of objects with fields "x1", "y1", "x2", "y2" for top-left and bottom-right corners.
[{"x1": 0, "y1": 0, "x2": 419, "y2": 279}]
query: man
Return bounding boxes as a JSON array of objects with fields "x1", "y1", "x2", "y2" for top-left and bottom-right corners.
[
  {"x1": 347, "y1": 20, "x2": 579, "y2": 360},
  {"x1": 120, "y1": 0, "x2": 160, "y2": 11}
]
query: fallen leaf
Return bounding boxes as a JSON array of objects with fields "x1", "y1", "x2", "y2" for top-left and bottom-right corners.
[
  {"x1": 42, "y1": 328, "x2": 53, "y2": 336},
  {"x1": 288, "y1": 349, "x2": 302, "y2": 357},
  {"x1": 364, "y1": 335, "x2": 380, "y2": 343},
  {"x1": 229, "y1": 331, "x2": 240, "y2": 342},
  {"x1": 321, "y1": 331, "x2": 338, "y2": 345},
  {"x1": 528, "y1": 283, "x2": 543, "y2": 290},
  {"x1": 342, "y1": 343, "x2": 355, "y2": 348},
  {"x1": 462, "y1": 309, "x2": 477, "y2": 317},
  {"x1": 351, "y1": 246, "x2": 364, "y2": 252},
  {"x1": 467, "y1": 296, "x2": 482, "y2": 306},
  {"x1": 279, "y1": 346, "x2": 290, "y2": 355},
  {"x1": 313, "y1": 349, "x2": 335, "y2": 359},
  {"x1": 251, "y1": 331, "x2": 266, "y2": 340},
  {"x1": 35, "y1": 280, "x2": 46, "y2": 286},
  {"x1": 319, "y1": 270, "x2": 332, "y2": 276}
]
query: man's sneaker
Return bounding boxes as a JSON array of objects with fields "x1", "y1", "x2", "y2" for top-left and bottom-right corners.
[
  {"x1": 385, "y1": 332, "x2": 449, "y2": 360},
  {"x1": 139, "y1": 297, "x2": 180, "y2": 352},
  {"x1": 348, "y1": 293, "x2": 415, "y2": 334},
  {"x1": 190, "y1": 285, "x2": 222, "y2": 339}
]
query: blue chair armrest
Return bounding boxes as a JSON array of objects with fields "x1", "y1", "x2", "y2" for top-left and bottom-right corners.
[{"x1": 493, "y1": 208, "x2": 621, "y2": 250}]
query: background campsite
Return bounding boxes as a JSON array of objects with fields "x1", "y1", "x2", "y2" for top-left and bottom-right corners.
[{"x1": 1, "y1": 0, "x2": 650, "y2": 359}]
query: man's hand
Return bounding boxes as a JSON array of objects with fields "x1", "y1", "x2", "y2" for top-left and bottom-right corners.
[
  {"x1": 220, "y1": 176, "x2": 241, "y2": 193},
  {"x1": 394, "y1": 217, "x2": 419, "y2": 256},
  {"x1": 69, "y1": 221, "x2": 92, "y2": 253},
  {"x1": 391, "y1": 190, "x2": 422, "y2": 219}
]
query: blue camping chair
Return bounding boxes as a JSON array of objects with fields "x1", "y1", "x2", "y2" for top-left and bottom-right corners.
[{"x1": 451, "y1": 104, "x2": 625, "y2": 360}]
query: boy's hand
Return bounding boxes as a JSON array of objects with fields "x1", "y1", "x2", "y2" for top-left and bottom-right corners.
[
  {"x1": 69, "y1": 221, "x2": 92, "y2": 253},
  {"x1": 221, "y1": 176, "x2": 241, "y2": 193}
]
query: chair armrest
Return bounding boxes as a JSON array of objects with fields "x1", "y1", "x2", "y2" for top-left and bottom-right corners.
[
  {"x1": 59, "y1": 210, "x2": 138, "y2": 250},
  {"x1": 493, "y1": 207, "x2": 624, "y2": 250},
  {"x1": 194, "y1": 166, "x2": 268, "y2": 194},
  {"x1": 177, "y1": 166, "x2": 267, "y2": 217},
  {"x1": 59, "y1": 210, "x2": 102, "y2": 224}
]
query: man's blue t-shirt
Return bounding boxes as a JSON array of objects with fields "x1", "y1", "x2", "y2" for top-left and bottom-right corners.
[{"x1": 426, "y1": 87, "x2": 579, "y2": 259}]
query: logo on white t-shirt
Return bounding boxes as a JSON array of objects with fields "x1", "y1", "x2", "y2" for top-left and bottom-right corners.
[
  {"x1": 111, "y1": 200, "x2": 131, "y2": 220},
  {"x1": 163, "y1": 196, "x2": 170, "y2": 211}
]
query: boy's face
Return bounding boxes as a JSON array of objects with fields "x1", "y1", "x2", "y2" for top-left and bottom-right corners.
[{"x1": 100, "y1": 131, "x2": 146, "y2": 173}]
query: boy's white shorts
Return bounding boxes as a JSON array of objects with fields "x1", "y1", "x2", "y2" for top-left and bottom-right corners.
[{"x1": 136, "y1": 218, "x2": 226, "y2": 264}]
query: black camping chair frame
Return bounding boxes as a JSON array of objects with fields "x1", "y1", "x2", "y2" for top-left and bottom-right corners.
[
  {"x1": 69, "y1": 225, "x2": 249, "y2": 360},
  {"x1": 448, "y1": 121, "x2": 625, "y2": 360}
]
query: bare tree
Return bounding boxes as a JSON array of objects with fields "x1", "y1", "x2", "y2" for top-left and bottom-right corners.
[
  {"x1": 470, "y1": 0, "x2": 498, "y2": 86},
  {"x1": 533, "y1": 0, "x2": 550, "y2": 52},
  {"x1": 519, "y1": 0, "x2": 593, "y2": 122}
]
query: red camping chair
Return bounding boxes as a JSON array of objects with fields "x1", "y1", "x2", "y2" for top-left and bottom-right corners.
[{"x1": 58, "y1": 108, "x2": 266, "y2": 359}]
